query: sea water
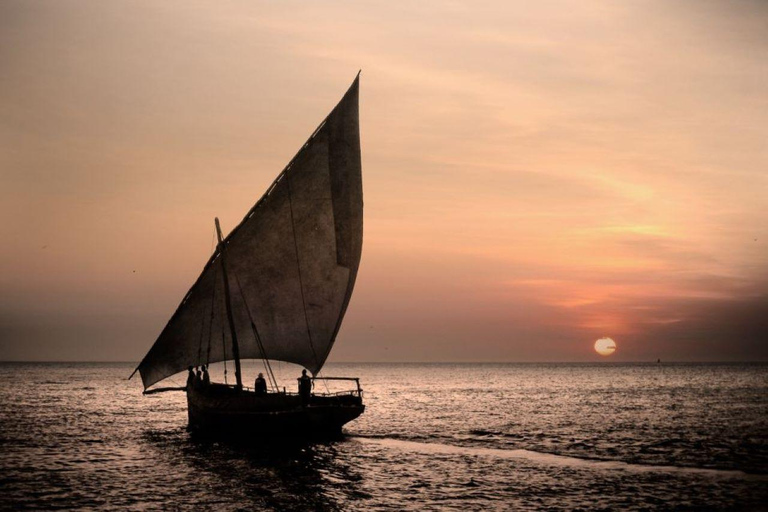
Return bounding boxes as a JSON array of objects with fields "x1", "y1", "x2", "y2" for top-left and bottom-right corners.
[{"x1": 0, "y1": 362, "x2": 766, "y2": 510}]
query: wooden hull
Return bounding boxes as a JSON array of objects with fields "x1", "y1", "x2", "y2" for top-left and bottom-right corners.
[{"x1": 186, "y1": 384, "x2": 364, "y2": 438}]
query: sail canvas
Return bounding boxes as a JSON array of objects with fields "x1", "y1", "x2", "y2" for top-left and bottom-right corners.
[{"x1": 136, "y1": 76, "x2": 362, "y2": 389}]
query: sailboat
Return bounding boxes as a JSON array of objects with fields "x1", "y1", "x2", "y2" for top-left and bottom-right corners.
[{"x1": 130, "y1": 74, "x2": 365, "y2": 437}]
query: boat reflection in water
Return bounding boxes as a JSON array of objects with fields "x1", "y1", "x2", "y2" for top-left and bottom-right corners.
[
  {"x1": 131, "y1": 73, "x2": 366, "y2": 437},
  {"x1": 140, "y1": 423, "x2": 368, "y2": 511}
]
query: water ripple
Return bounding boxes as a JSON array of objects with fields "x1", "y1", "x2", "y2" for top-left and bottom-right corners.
[{"x1": 0, "y1": 362, "x2": 766, "y2": 510}]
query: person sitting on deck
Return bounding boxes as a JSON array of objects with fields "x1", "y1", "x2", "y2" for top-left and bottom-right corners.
[
  {"x1": 202, "y1": 365, "x2": 211, "y2": 386},
  {"x1": 298, "y1": 369, "x2": 312, "y2": 405},
  {"x1": 186, "y1": 366, "x2": 196, "y2": 391},
  {"x1": 254, "y1": 373, "x2": 267, "y2": 396}
]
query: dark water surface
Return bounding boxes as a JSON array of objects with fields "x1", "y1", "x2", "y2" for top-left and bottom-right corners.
[{"x1": 1, "y1": 362, "x2": 766, "y2": 510}]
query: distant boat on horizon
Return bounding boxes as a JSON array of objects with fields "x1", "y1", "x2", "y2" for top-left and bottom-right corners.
[{"x1": 130, "y1": 73, "x2": 365, "y2": 437}]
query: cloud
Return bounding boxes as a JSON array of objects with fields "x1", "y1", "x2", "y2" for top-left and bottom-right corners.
[{"x1": 1, "y1": 0, "x2": 767, "y2": 362}]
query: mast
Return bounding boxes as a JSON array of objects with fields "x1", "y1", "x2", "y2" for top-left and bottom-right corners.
[{"x1": 215, "y1": 217, "x2": 243, "y2": 390}]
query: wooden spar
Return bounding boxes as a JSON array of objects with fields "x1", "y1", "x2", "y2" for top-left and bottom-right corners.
[
  {"x1": 143, "y1": 386, "x2": 187, "y2": 395},
  {"x1": 215, "y1": 217, "x2": 243, "y2": 390}
]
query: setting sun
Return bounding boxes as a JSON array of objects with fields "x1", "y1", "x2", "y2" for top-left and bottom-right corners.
[{"x1": 594, "y1": 337, "x2": 617, "y2": 357}]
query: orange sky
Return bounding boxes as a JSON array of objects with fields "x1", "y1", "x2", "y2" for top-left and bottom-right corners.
[{"x1": 1, "y1": 0, "x2": 766, "y2": 362}]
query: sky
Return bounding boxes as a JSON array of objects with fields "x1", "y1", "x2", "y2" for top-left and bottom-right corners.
[{"x1": 1, "y1": 0, "x2": 766, "y2": 363}]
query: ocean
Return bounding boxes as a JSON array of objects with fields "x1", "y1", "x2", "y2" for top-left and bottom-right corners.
[{"x1": 0, "y1": 362, "x2": 766, "y2": 510}]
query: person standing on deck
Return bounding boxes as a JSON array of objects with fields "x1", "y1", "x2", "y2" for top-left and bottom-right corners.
[
  {"x1": 254, "y1": 373, "x2": 267, "y2": 395},
  {"x1": 298, "y1": 369, "x2": 312, "y2": 405},
  {"x1": 195, "y1": 366, "x2": 203, "y2": 385},
  {"x1": 186, "y1": 366, "x2": 196, "y2": 391},
  {"x1": 202, "y1": 365, "x2": 211, "y2": 386}
]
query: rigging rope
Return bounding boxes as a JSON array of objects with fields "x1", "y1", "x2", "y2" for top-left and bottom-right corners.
[
  {"x1": 205, "y1": 227, "x2": 219, "y2": 366},
  {"x1": 196, "y1": 288, "x2": 207, "y2": 366},
  {"x1": 196, "y1": 318, "x2": 205, "y2": 366},
  {"x1": 232, "y1": 272, "x2": 278, "y2": 392},
  {"x1": 214, "y1": 253, "x2": 232, "y2": 384},
  {"x1": 222, "y1": 330, "x2": 228, "y2": 385},
  {"x1": 284, "y1": 172, "x2": 323, "y2": 372},
  {"x1": 220, "y1": 261, "x2": 229, "y2": 386},
  {"x1": 194, "y1": 231, "x2": 221, "y2": 369},
  {"x1": 205, "y1": 263, "x2": 218, "y2": 365}
]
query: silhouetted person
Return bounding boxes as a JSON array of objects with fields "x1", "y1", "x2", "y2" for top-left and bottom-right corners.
[
  {"x1": 202, "y1": 365, "x2": 211, "y2": 386},
  {"x1": 196, "y1": 366, "x2": 203, "y2": 385},
  {"x1": 298, "y1": 369, "x2": 312, "y2": 405},
  {"x1": 254, "y1": 373, "x2": 267, "y2": 396},
  {"x1": 186, "y1": 366, "x2": 196, "y2": 391}
]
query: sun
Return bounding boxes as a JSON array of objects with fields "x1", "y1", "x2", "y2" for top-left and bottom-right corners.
[{"x1": 594, "y1": 337, "x2": 617, "y2": 356}]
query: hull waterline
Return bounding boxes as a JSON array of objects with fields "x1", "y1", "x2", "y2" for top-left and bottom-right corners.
[{"x1": 186, "y1": 384, "x2": 364, "y2": 438}]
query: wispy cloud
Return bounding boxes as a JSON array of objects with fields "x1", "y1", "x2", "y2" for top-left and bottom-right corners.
[{"x1": 0, "y1": 0, "x2": 766, "y2": 361}]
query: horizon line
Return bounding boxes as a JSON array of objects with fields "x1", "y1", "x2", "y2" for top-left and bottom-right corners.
[{"x1": 0, "y1": 359, "x2": 766, "y2": 364}]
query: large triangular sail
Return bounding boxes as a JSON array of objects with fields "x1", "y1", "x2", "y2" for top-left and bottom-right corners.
[{"x1": 134, "y1": 75, "x2": 362, "y2": 390}]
